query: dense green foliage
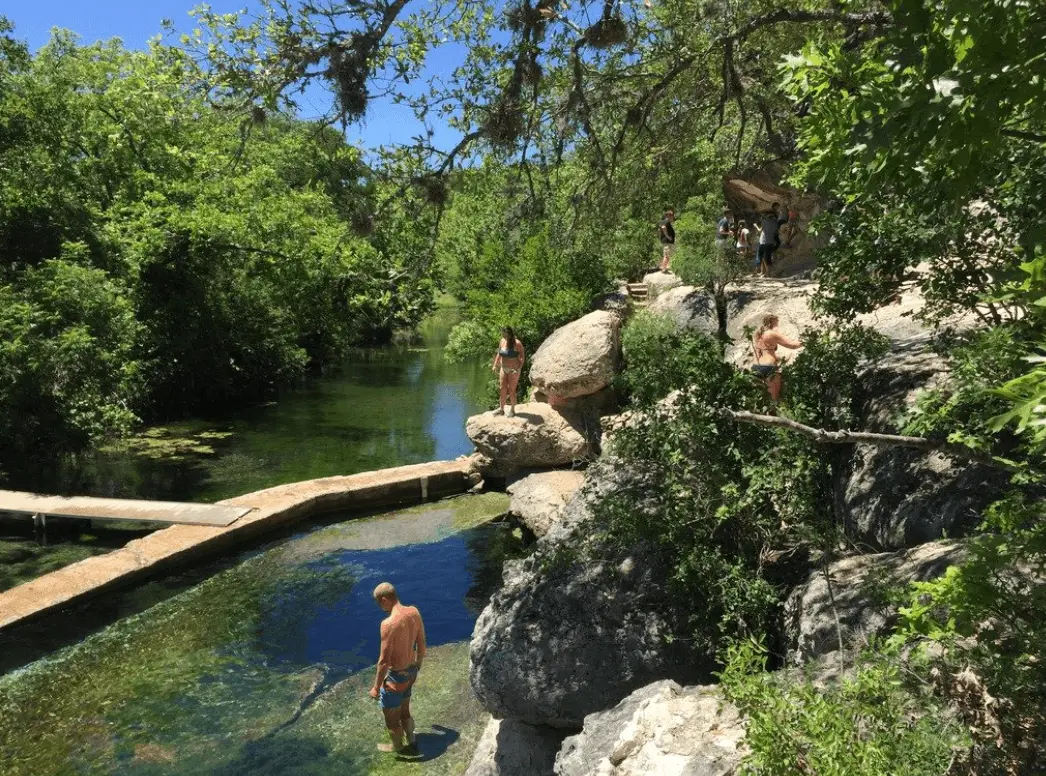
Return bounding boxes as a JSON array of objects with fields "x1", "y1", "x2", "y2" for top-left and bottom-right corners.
[
  {"x1": 721, "y1": 640, "x2": 967, "y2": 776},
  {"x1": 3, "y1": 0, "x2": 1046, "y2": 769},
  {"x1": 604, "y1": 315, "x2": 886, "y2": 660},
  {"x1": 0, "y1": 23, "x2": 434, "y2": 468}
]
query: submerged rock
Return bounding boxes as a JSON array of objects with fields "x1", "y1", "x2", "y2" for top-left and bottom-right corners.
[
  {"x1": 784, "y1": 540, "x2": 966, "y2": 665},
  {"x1": 470, "y1": 461, "x2": 712, "y2": 729},
  {"x1": 507, "y1": 470, "x2": 587, "y2": 538},
  {"x1": 466, "y1": 403, "x2": 598, "y2": 470},
  {"x1": 555, "y1": 680, "x2": 746, "y2": 776},
  {"x1": 465, "y1": 717, "x2": 565, "y2": 776},
  {"x1": 529, "y1": 311, "x2": 622, "y2": 401}
]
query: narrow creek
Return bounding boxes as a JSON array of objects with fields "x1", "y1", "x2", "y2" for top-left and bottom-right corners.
[{"x1": 0, "y1": 307, "x2": 518, "y2": 775}]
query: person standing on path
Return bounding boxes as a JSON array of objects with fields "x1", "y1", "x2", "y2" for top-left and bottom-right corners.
[
  {"x1": 715, "y1": 208, "x2": 734, "y2": 253},
  {"x1": 491, "y1": 326, "x2": 524, "y2": 417},
  {"x1": 370, "y1": 582, "x2": 427, "y2": 755},
  {"x1": 757, "y1": 207, "x2": 781, "y2": 277},
  {"x1": 735, "y1": 219, "x2": 751, "y2": 264},
  {"x1": 658, "y1": 209, "x2": 676, "y2": 272}
]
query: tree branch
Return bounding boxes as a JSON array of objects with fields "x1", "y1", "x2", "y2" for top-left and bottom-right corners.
[
  {"x1": 722, "y1": 409, "x2": 1022, "y2": 473},
  {"x1": 1001, "y1": 128, "x2": 1046, "y2": 143},
  {"x1": 720, "y1": 8, "x2": 892, "y2": 47}
]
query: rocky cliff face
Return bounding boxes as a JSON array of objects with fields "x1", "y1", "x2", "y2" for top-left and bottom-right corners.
[
  {"x1": 723, "y1": 163, "x2": 826, "y2": 277},
  {"x1": 837, "y1": 348, "x2": 1008, "y2": 550},
  {"x1": 783, "y1": 540, "x2": 967, "y2": 665},
  {"x1": 469, "y1": 460, "x2": 714, "y2": 729},
  {"x1": 464, "y1": 270, "x2": 997, "y2": 771},
  {"x1": 555, "y1": 680, "x2": 746, "y2": 776}
]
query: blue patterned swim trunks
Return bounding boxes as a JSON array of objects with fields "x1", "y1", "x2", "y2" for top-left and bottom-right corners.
[{"x1": 379, "y1": 665, "x2": 419, "y2": 710}]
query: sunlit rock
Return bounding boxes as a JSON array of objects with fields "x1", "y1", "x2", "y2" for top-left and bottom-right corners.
[
  {"x1": 465, "y1": 403, "x2": 597, "y2": 470},
  {"x1": 555, "y1": 680, "x2": 746, "y2": 776},
  {"x1": 529, "y1": 311, "x2": 622, "y2": 401}
]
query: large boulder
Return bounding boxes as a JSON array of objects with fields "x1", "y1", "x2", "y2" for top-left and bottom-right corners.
[
  {"x1": 508, "y1": 470, "x2": 587, "y2": 538},
  {"x1": 641, "y1": 271, "x2": 683, "y2": 299},
  {"x1": 721, "y1": 279, "x2": 817, "y2": 366},
  {"x1": 591, "y1": 288, "x2": 632, "y2": 318},
  {"x1": 836, "y1": 347, "x2": 1009, "y2": 550},
  {"x1": 466, "y1": 403, "x2": 598, "y2": 470},
  {"x1": 554, "y1": 680, "x2": 746, "y2": 776},
  {"x1": 530, "y1": 311, "x2": 622, "y2": 401},
  {"x1": 470, "y1": 460, "x2": 713, "y2": 728},
  {"x1": 645, "y1": 286, "x2": 718, "y2": 335},
  {"x1": 783, "y1": 540, "x2": 966, "y2": 665},
  {"x1": 465, "y1": 718, "x2": 565, "y2": 776}
]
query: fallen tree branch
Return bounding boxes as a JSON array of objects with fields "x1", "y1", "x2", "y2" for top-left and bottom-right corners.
[{"x1": 723, "y1": 409, "x2": 1022, "y2": 473}]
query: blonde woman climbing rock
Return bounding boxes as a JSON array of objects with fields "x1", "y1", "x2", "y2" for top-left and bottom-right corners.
[{"x1": 751, "y1": 314, "x2": 801, "y2": 402}]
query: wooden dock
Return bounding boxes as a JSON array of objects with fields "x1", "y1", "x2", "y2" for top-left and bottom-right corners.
[{"x1": 0, "y1": 489, "x2": 252, "y2": 528}]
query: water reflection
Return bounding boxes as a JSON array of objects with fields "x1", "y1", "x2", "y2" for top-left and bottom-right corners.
[{"x1": 4, "y1": 306, "x2": 490, "y2": 503}]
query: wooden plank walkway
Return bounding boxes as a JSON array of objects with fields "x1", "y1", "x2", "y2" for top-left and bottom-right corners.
[{"x1": 0, "y1": 490, "x2": 252, "y2": 527}]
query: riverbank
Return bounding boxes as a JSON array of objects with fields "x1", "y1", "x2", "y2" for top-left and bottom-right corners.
[{"x1": 0, "y1": 305, "x2": 488, "y2": 591}]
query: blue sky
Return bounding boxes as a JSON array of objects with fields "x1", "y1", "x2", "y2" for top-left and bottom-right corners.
[{"x1": 5, "y1": 0, "x2": 462, "y2": 151}]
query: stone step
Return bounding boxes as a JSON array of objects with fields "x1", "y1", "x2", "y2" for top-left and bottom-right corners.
[{"x1": 625, "y1": 283, "x2": 649, "y2": 300}]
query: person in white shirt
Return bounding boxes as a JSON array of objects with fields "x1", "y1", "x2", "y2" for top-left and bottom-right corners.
[{"x1": 735, "y1": 219, "x2": 751, "y2": 264}]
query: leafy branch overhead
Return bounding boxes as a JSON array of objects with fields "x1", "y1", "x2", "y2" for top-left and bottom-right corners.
[{"x1": 177, "y1": 0, "x2": 897, "y2": 198}]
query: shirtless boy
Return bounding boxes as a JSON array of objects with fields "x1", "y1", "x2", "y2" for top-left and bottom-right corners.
[{"x1": 370, "y1": 582, "x2": 427, "y2": 754}]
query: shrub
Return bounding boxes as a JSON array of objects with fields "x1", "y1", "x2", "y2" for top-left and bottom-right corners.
[{"x1": 720, "y1": 639, "x2": 967, "y2": 776}]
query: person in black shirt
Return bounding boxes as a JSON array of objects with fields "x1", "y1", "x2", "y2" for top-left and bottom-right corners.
[{"x1": 658, "y1": 209, "x2": 676, "y2": 272}]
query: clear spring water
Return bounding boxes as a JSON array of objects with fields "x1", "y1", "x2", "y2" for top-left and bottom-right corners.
[
  {"x1": 0, "y1": 305, "x2": 493, "y2": 591},
  {"x1": 0, "y1": 494, "x2": 519, "y2": 776},
  {"x1": 0, "y1": 307, "x2": 514, "y2": 775}
]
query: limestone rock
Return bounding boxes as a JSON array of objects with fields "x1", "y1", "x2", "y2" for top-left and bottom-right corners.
[
  {"x1": 465, "y1": 718, "x2": 565, "y2": 776},
  {"x1": 555, "y1": 680, "x2": 746, "y2": 776},
  {"x1": 530, "y1": 312, "x2": 622, "y2": 401},
  {"x1": 784, "y1": 540, "x2": 966, "y2": 665},
  {"x1": 508, "y1": 470, "x2": 587, "y2": 538},
  {"x1": 641, "y1": 271, "x2": 683, "y2": 299},
  {"x1": 721, "y1": 279, "x2": 817, "y2": 367},
  {"x1": 645, "y1": 285, "x2": 719, "y2": 335},
  {"x1": 837, "y1": 348, "x2": 1008, "y2": 550},
  {"x1": 470, "y1": 460, "x2": 713, "y2": 728},
  {"x1": 591, "y1": 290, "x2": 632, "y2": 318},
  {"x1": 723, "y1": 163, "x2": 825, "y2": 277},
  {"x1": 466, "y1": 403, "x2": 598, "y2": 470}
]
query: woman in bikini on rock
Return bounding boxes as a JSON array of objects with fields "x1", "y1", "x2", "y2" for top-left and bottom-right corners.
[
  {"x1": 492, "y1": 326, "x2": 525, "y2": 417},
  {"x1": 751, "y1": 314, "x2": 801, "y2": 402}
]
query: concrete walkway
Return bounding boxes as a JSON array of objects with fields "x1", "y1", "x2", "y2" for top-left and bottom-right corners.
[
  {"x1": 0, "y1": 489, "x2": 252, "y2": 527},
  {"x1": 0, "y1": 459, "x2": 470, "y2": 632}
]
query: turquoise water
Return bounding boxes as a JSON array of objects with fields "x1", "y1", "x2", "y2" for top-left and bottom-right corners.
[
  {"x1": 0, "y1": 307, "x2": 514, "y2": 775},
  {"x1": 0, "y1": 495, "x2": 517, "y2": 776},
  {"x1": 0, "y1": 307, "x2": 493, "y2": 591}
]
